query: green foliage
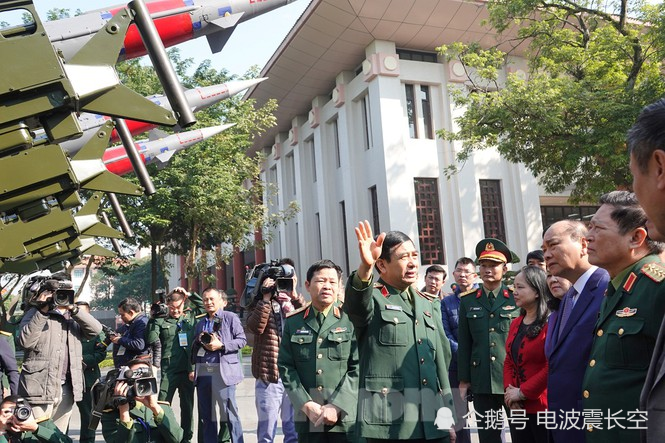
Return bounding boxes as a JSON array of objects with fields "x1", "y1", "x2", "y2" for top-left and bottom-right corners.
[
  {"x1": 90, "y1": 257, "x2": 163, "y2": 308},
  {"x1": 437, "y1": 0, "x2": 665, "y2": 203},
  {"x1": 112, "y1": 49, "x2": 297, "y2": 279}
]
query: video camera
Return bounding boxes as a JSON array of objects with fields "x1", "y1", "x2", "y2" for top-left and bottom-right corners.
[
  {"x1": 21, "y1": 275, "x2": 75, "y2": 310},
  {"x1": 149, "y1": 288, "x2": 168, "y2": 319},
  {"x1": 89, "y1": 365, "x2": 158, "y2": 430}
]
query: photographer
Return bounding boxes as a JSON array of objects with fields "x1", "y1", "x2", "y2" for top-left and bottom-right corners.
[
  {"x1": 100, "y1": 359, "x2": 183, "y2": 443},
  {"x1": 111, "y1": 298, "x2": 150, "y2": 368},
  {"x1": 0, "y1": 395, "x2": 72, "y2": 443},
  {"x1": 246, "y1": 258, "x2": 303, "y2": 443},
  {"x1": 17, "y1": 278, "x2": 102, "y2": 432},
  {"x1": 193, "y1": 288, "x2": 246, "y2": 443}
]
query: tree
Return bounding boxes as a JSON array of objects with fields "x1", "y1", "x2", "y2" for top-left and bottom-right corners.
[
  {"x1": 112, "y1": 51, "x2": 298, "y2": 293},
  {"x1": 438, "y1": 0, "x2": 665, "y2": 202}
]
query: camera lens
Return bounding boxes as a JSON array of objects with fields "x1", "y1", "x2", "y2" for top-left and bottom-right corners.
[
  {"x1": 200, "y1": 332, "x2": 212, "y2": 345},
  {"x1": 14, "y1": 405, "x2": 31, "y2": 422}
]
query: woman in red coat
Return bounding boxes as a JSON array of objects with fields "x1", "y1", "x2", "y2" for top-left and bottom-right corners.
[{"x1": 504, "y1": 266, "x2": 551, "y2": 443}]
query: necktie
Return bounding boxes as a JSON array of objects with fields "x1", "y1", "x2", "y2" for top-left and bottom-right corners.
[
  {"x1": 558, "y1": 288, "x2": 577, "y2": 339},
  {"x1": 488, "y1": 291, "x2": 496, "y2": 307},
  {"x1": 316, "y1": 312, "x2": 323, "y2": 327}
]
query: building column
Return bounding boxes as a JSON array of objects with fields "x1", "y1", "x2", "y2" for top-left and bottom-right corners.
[
  {"x1": 233, "y1": 248, "x2": 244, "y2": 305},
  {"x1": 254, "y1": 230, "x2": 266, "y2": 264}
]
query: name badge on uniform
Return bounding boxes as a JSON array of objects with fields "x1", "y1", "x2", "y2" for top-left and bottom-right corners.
[
  {"x1": 470, "y1": 307, "x2": 482, "y2": 312},
  {"x1": 197, "y1": 347, "x2": 206, "y2": 357},
  {"x1": 385, "y1": 305, "x2": 403, "y2": 311},
  {"x1": 178, "y1": 332, "x2": 188, "y2": 347},
  {"x1": 295, "y1": 329, "x2": 312, "y2": 335},
  {"x1": 116, "y1": 345, "x2": 126, "y2": 356}
]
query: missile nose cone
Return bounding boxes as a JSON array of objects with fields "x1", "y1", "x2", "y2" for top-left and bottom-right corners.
[{"x1": 198, "y1": 124, "x2": 235, "y2": 139}]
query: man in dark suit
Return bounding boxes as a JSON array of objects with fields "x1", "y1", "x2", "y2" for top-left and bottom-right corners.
[
  {"x1": 541, "y1": 220, "x2": 608, "y2": 443},
  {"x1": 628, "y1": 99, "x2": 665, "y2": 442},
  {"x1": 193, "y1": 288, "x2": 246, "y2": 443}
]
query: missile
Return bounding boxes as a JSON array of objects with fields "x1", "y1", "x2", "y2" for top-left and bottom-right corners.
[
  {"x1": 58, "y1": 78, "x2": 265, "y2": 156},
  {"x1": 103, "y1": 124, "x2": 233, "y2": 176},
  {"x1": 45, "y1": 0, "x2": 298, "y2": 62}
]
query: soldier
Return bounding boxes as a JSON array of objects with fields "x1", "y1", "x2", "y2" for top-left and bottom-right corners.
[
  {"x1": 279, "y1": 259, "x2": 359, "y2": 443},
  {"x1": 155, "y1": 287, "x2": 204, "y2": 443},
  {"x1": 457, "y1": 238, "x2": 520, "y2": 443},
  {"x1": 581, "y1": 191, "x2": 665, "y2": 443},
  {"x1": 75, "y1": 301, "x2": 106, "y2": 443},
  {"x1": 343, "y1": 221, "x2": 455, "y2": 443}
]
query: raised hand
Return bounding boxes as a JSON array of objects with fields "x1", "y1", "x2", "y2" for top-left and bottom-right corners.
[{"x1": 355, "y1": 220, "x2": 385, "y2": 280}]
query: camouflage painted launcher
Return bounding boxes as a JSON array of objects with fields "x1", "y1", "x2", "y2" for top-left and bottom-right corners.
[{"x1": 0, "y1": 0, "x2": 194, "y2": 274}]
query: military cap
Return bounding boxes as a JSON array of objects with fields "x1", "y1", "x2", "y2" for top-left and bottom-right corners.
[{"x1": 475, "y1": 238, "x2": 520, "y2": 264}]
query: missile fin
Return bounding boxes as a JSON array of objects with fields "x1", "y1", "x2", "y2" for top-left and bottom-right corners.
[
  {"x1": 210, "y1": 12, "x2": 244, "y2": 30},
  {"x1": 73, "y1": 122, "x2": 115, "y2": 161},
  {"x1": 77, "y1": 193, "x2": 104, "y2": 217},
  {"x1": 206, "y1": 28, "x2": 236, "y2": 54},
  {"x1": 68, "y1": 7, "x2": 133, "y2": 67},
  {"x1": 79, "y1": 84, "x2": 177, "y2": 126},
  {"x1": 79, "y1": 169, "x2": 143, "y2": 196},
  {"x1": 156, "y1": 150, "x2": 176, "y2": 163},
  {"x1": 80, "y1": 242, "x2": 116, "y2": 258},
  {"x1": 76, "y1": 219, "x2": 124, "y2": 239},
  {"x1": 148, "y1": 129, "x2": 170, "y2": 141}
]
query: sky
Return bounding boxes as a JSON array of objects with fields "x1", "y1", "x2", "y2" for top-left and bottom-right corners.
[{"x1": 32, "y1": 0, "x2": 311, "y2": 76}]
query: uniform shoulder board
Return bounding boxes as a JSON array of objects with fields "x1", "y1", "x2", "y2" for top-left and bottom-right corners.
[
  {"x1": 0, "y1": 331, "x2": 11, "y2": 337},
  {"x1": 195, "y1": 313, "x2": 206, "y2": 319},
  {"x1": 641, "y1": 262, "x2": 665, "y2": 283},
  {"x1": 157, "y1": 400, "x2": 171, "y2": 406},
  {"x1": 507, "y1": 285, "x2": 515, "y2": 292},
  {"x1": 460, "y1": 288, "x2": 476, "y2": 297},
  {"x1": 417, "y1": 289, "x2": 436, "y2": 301},
  {"x1": 286, "y1": 303, "x2": 310, "y2": 318},
  {"x1": 373, "y1": 282, "x2": 384, "y2": 289},
  {"x1": 35, "y1": 416, "x2": 50, "y2": 424},
  {"x1": 103, "y1": 408, "x2": 114, "y2": 413}
]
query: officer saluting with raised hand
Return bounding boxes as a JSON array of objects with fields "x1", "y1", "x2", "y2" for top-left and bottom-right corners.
[
  {"x1": 457, "y1": 238, "x2": 520, "y2": 443},
  {"x1": 343, "y1": 220, "x2": 455, "y2": 443}
]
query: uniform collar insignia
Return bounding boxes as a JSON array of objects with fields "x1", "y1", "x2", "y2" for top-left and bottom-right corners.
[
  {"x1": 381, "y1": 286, "x2": 389, "y2": 297},
  {"x1": 616, "y1": 307, "x2": 637, "y2": 317},
  {"x1": 503, "y1": 289, "x2": 510, "y2": 298},
  {"x1": 476, "y1": 289, "x2": 482, "y2": 299},
  {"x1": 303, "y1": 307, "x2": 311, "y2": 319},
  {"x1": 333, "y1": 306, "x2": 341, "y2": 318},
  {"x1": 623, "y1": 272, "x2": 637, "y2": 292}
]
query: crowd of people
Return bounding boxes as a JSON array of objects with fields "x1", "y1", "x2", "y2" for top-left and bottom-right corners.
[{"x1": 1, "y1": 101, "x2": 665, "y2": 443}]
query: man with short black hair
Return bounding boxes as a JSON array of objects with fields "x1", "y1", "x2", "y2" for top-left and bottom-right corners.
[
  {"x1": 581, "y1": 191, "x2": 665, "y2": 443},
  {"x1": 344, "y1": 221, "x2": 455, "y2": 443},
  {"x1": 423, "y1": 264, "x2": 447, "y2": 300},
  {"x1": 112, "y1": 298, "x2": 149, "y2": 368},
  {"x1": 627, "y1": 99, "x2": 665, "y2": 442}
]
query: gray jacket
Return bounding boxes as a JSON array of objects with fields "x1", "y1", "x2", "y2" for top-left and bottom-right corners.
[{"x1": 18, "y1": 307, "x2": 102, "y2": 404}]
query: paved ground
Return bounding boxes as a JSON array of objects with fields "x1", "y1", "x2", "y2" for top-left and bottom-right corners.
[{"x1": 66, "y1": 356, "x2": 509, "y2": 442}]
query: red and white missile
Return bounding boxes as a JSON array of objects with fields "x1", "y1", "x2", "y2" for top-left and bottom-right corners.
[
  {"x1": 44, "y1": 0, "x2": 298, "y2": 61},
  {"x1": 58, "y1": 77, "x2": 265, "y2": 157},
  {"x1": 103, "y1": 124, "x2": 233, "y2": 176}
]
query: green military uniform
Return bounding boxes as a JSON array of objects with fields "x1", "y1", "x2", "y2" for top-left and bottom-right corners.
[
  {"x1": 278, "y1": 302, "x2": 359, "y2": 442},
  {"x1": 101, "y1": 401, "x2": 183, "y2": 443},
  {"x1": 343, "y1": 273, "x2": 454, "y2": 441},
  {"x1": 582, "y1": 255, "x2": 665, "y2": 443},
  {"x1": 0, "y1": 417, "x2": 72, "y2": 443},
  {"x1": 156, "y1": 291, "x2": 205, "y2": 443},
  {"x1": 77, "y1": 332, "x2": 106, "y2": 443},
  {"x1": 457, "y1": 238, "x2": 520, "y2": 443}
]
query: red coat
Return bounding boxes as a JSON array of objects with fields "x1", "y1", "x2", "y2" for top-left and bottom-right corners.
[{"x1": 504, "y1": 315, "x2": 548, "y2": 413}]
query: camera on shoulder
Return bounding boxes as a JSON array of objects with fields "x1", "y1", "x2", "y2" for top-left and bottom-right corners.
[{"x1": 22, "y1": 275, "x2": 74, "y2": 310}]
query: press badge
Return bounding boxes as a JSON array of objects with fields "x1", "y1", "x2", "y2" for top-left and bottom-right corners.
[
  {"x1": 197, "y1": 347, "x2": 206, "y2": 357},
  {"x1": 179, "y1": 332, "x2": 188, "y2": 347},
  {"x1": 116, "y1": 346, "x2": 126, "y2": 356}
]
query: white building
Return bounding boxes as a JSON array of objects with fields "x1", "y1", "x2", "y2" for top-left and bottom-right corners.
[{"x1": 244, "y1": 0, "x2": 546, "y2": 281}]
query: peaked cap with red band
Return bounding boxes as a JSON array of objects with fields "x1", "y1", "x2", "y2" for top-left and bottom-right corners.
[{"x1": 475, "y1": 238, "x2": 520, "y2": 264}]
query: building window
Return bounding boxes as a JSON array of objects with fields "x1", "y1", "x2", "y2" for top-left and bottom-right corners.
[
  {"x1": 369, "y1": 186, "x2": 380, "y2": 234},
  {"x1": 404, "y1": 83, "x2": 434, "y2": 140},
  {"x1": 396, "y1": 49, "x2": 438, "y2": 63},
  {"x1": 331, "y1": 118, "x2": 341, "y2": 168},
  {"x1": 420, "y1": 86, "x2": 433, "y2": 139},
  {"x1": 73, "y1": 268, "x2": 84, "y2": 279},
  {"x1": 340, "y1": 201, "x2": 350, "y2": 275},
  {"x1": 479, "y1": 180, "x2": 506, "y2": 242},
  {"x1": 414, "y1": 178, "x2": 445, "y2": 265},
  {"x1": 360, "y1": 94, "x2": 373, "y2": 150},
  {"x1": 541, "y1": 205, "x2": 599, "y2": 230},
  {"x1": 405, "y1": 84, "x2": 417, "y2": 138},
  {"x1": 308, "y1": 139, "x2": 317, "y2": 183}
]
